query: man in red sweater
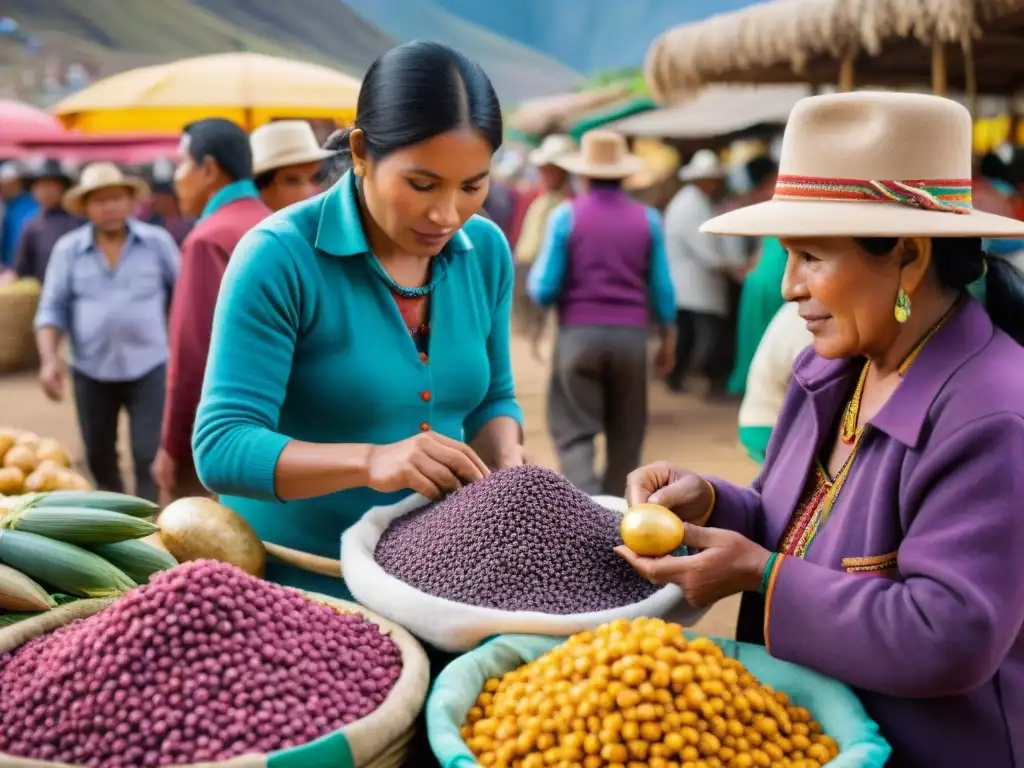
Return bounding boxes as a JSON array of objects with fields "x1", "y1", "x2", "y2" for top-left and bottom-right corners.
[{"x1": 151, "y1": 118, "x2": 271, "y2": 502}]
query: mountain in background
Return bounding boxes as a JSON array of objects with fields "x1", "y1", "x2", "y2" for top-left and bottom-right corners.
[
  {"x1": 429, "y1": 0, "x2": 757, "y2": 75},
  {"x1": 338, "y1": 0, "x2": 585, "y2": 103},
  {"x1": 1, "y1": 0, "x2": 579, "y2": 106}
]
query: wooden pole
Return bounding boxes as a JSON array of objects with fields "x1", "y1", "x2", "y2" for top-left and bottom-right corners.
[
  {"x1": 838, "y1": 52, "x2": 856, "y2": 92},
  {"x1": 962, "y1": 37, "x2": 978, "y2": 117},
  {"x1": 932, "y1": 40, "x2": 948, "y2": 95}
]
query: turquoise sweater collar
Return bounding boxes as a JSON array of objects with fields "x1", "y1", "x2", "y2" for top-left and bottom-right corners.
[{"x1": 200, "y1": 179, "x2": 260, "y2": 221}]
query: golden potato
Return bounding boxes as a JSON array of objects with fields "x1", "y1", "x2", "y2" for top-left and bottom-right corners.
[
  {"x1": 35, "y1": 439, "x2": 70, "y2": 467},
  {"x1": 13, "y1": 431, "x2": 40, "y2": 451},
  {"x1": 3, "y1": 445, "x2": 38, "y2": 474},
  {"x1": 0, "y1": 466, "x2": 25, "y2": 495},
  {"x1": 0, "y1": 434, "x2": 15, "y2": 464},
  {"x1": 23, "y1": 464, "x2": 62, "y2": 493}
]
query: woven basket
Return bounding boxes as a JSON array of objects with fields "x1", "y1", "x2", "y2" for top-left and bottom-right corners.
[
  {"x1": 0, "y1": 591, "x2": 430, "y2": 768},
  {"x1": 0, "y1": 292, "x2": 39, "y2": 374}
]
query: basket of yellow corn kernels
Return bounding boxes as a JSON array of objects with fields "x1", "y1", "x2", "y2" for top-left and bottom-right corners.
[{"x1": 425, "y1": 618, "x2": 891, "y2": 767}]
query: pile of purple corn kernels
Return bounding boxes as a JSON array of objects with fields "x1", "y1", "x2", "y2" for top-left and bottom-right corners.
[
  {"x1": 0, "y1": 560, "x2": 402, "y2": 768},
  {"x1": 374, "y1": 465, "x2": 660, "y2": 613}
]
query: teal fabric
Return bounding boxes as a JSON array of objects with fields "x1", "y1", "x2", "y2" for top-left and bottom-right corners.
[
  {"x1": 728, "y1": 237, "x2": 788, "y2": 395},
  {"x1": 738, "y1": 424, "x2": 773, "y2": 465},
  {"x1": 427, "y1": 633, "x2": 892, "y2": 768},
  {"x1": 267, "y1": 728, "x2": 355, "y2": 768},
  {"x1": 199, "y1": 178, "x2": 261, "y2": 221},
  {"x1": 192, "y1": 171, "x2": 524, "y2": 600}
]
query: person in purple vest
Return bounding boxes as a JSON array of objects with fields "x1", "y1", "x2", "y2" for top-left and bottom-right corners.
[{"x1": 527, "y1": 130, "x2": 676, "y2": 496}]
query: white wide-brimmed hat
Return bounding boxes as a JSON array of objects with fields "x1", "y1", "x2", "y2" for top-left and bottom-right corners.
[
  {"x1": 63, "y1": 162, "x2": 148, "y2": 216},
  {"x1": 528, "y1": 134, "x2": 576, "y2": 167},
  {"x1": 250, "y1": 120, "x2": 338, "y2": 176},
  {"x1": 556, "y1": 129, "x2": 645, "y2": 180},
  {"x1": 702, "y1": 91, "x2": 1024, "y2": 239},
  {"x1": 679, "y1": 149, "x2": 725, "y2": 182}
]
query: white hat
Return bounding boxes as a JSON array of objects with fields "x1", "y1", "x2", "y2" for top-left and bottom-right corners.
[
  {"x1": 703, "y1": 91, "x2": 1024, "y2": 239},
  {"x1": 678, "y1": 149, "x2": 725, "y2": 182},
  {"x1": 250, "y1": 120, "x2": 338, "y2": 176},
  {"x1": 528, "y1": 134, "x2": 576, "y2": 167},
  {"x1": 63, "y1": 163, "x2": 148, "y2": 216},
  {"x1": 556, "y1": 130, "x2": 644, "y2": 180}
]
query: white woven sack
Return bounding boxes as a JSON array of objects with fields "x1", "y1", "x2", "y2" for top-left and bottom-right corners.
[{"x1": 341, "y1": 493, "x2": 707, "y2": 652}]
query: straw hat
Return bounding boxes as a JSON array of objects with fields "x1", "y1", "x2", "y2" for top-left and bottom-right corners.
[
  {"x1": 250, "y1": 120, "x2": 337, "y2": 176},
  {"x1": 528, "y1": 134, "x2": 576, "y2": 167},
  {"x1": 556, "y1": 130, "x2": 645, "y2": 179},
  {"x1": 63, "y1": 163, "x2": 148, "y2": 216},
  {"x1": 679, "y1": 149, "x2": 725, "y2": 182},
  {"x1": 702, "y1": 91, "x2": 1024, "y2": 238}
]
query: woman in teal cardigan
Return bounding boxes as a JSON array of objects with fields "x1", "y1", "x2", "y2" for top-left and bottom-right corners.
[{"x1": 191, "y1": 41, "x2": 525, "y2": 600}]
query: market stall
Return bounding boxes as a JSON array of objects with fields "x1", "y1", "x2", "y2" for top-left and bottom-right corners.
[
  {"x1": 0, "y1": 99, "x2": 65, "y2": 144},
  {"x1": 508, "y1": 83, "x2": 632, "y2": 140},
  {"x1": 53, "y1": 52, "x2": 362, "y2": 134},
  {"x1": 0, "y1": 459, "x2": 893, "y2": 766}
]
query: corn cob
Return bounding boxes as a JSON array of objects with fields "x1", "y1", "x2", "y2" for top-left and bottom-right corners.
[
  {"x1": 0, "y1": 563, "x2": 54, "y2": 611},
  {"x1": 90, "y1": 539, "x2": 178, "y2": 584},
  {"x1": 22, "y1": 490, "x2": 159, "y2": 518},
  {"x1": 3, "y1": 507, "x2": 158, "y2": 544},
  {"x1": 0, "y1": 529, "x2": 136, "y2": 598}
]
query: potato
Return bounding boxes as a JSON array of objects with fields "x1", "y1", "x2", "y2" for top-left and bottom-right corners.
[
  {"x1": 24, "y1": 465, "x2": 62, "y2": 493},
  {"x1": 14, "y1": 432, "x2": 40, "y2": 451},
  {"x1": 157, "y1": 498, "x2": 267, "y2": 577},
  {"x1": 0, "y1": 466, "x2": 25, "y2": 495},
  {"x1": 55, "y1": 470, "x2": 93, "y2": 491},
  {"x1": 36, "y1": 439, "x2": 70, "y2": 468},
  {"x1": 0, "y1": 434, "x2": 15, "y2": 464},
  {"x1": 3, "y1": 445, "x2": 38, "y2": 475}
]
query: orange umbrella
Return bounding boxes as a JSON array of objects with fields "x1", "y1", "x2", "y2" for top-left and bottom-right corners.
[{"x1": 54, "y1": 52, "x2": 361, "y2": 134}]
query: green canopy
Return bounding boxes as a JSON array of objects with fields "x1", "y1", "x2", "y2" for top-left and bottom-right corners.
[{"x1": 569, "y1": 96, "x2": 657, "y2": 141}]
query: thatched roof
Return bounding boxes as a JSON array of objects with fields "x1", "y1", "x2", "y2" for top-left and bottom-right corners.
[
  {"x1": 509, "y1": 84, "x2": 631, "y2": 136},
  {"x1": 607, "y1": 85, "x2": 808, "y2": 139},
  {"x1": 645, "y1": 0, "x2": 1024, "y2": 101}
]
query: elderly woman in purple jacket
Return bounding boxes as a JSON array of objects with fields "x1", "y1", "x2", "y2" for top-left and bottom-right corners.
[{"x1": 617, "y1": 92, "x2": 1024, "y2": 767}]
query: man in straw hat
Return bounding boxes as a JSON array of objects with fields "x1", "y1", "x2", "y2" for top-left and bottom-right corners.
[
  {"x1": 6, "y1": 157, "x2": 84, "y2": 283},
  {"x1": 153, "y1": 118, "x2": 270, "y2": 504},
  {"x1": 513, "y1": 134, "x2": 575, "y2": 351},
  {"x1": 528, "y1": 129, "x2": 676, "y2": 496},
  {"x1": 250, "y1": 120, "x2": 338, "y2": 212},
  {"x1": 616, "y1": 91, "x2": 1024, "y2": 766},
  {"x1": 33, "y1": 162, "x2": 180, "y2": 501},
  {"x1": 661, "y1": 149, "x2": 741, "y2": 395}
]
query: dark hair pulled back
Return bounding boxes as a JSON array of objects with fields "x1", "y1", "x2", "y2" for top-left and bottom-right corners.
[
  {"x1": 856, "y1": 236, "x2": 1024, "y2": 345},
  {"x1": 318, "y1": 40, "x2": 502, "y2": 188}
]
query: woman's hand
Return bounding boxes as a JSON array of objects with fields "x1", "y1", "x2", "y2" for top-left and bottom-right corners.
[
  {"x1": 366, "y1": 431, "x2": 489, "y2": 499},
  {"x1": 615, "y1": 524, "x2": 772, "y2": 607},
  {"x1": 626, "y1": 461, "x2": 715, "y2": 523}
]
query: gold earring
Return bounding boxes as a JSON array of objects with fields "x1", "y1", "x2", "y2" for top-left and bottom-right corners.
[
  {"x1": 353, "y1": 164, "x2": 364, "y2": 177},
  {"x1": 894, "y1": 288, "x2": 911, "y2": 323}
]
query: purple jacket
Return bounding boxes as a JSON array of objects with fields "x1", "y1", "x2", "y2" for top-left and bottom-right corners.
[{"x1": 708, "y1": 299, "x2": 1024, "y2": 767}]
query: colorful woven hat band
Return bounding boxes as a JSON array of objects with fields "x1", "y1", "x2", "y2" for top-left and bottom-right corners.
[{"x1": 774, "y1": 175, "x2": 973, "y2": 215}]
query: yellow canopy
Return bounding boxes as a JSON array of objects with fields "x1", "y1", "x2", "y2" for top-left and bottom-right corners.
[{"x1": 54, "y1": 52, "x2": 360, "y2": 134}]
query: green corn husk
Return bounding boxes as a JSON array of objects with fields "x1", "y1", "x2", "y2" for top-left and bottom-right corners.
[
  {"x1": 22, "y1": 490, "x2": 159, "y2": 518},
  {"x1": 0, "y1": 529, "x2": 136, "y2": 598},
  {"x1": 3, "y1": 507, "x2": 158, "y2": 544},
  {"x1": 0, "y1": 612, "x2": 34, "y2": 628},
  {"x1": 90, "y1": 539, "x2": 178, "y2": 584},
  {"x1": 0, "y1": 562, "x2": 54, "y2": 612}
]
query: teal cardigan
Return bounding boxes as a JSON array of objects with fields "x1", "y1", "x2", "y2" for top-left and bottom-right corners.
[{"x1": 192, "y1": 171, "x2": 523, "y2": 597}]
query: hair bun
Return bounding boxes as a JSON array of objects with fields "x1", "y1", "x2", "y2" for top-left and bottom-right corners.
[{"x1": 323, "y1": 128, "x2": 352, "y2": 153}]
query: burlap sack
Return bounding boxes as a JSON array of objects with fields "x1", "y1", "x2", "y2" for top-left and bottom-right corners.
[{"x1": 0, "y1": 593, "x2": 430, "y2": 768}]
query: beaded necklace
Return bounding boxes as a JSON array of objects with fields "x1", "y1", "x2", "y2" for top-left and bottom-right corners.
[
  {"x1": 815, "y1": 299, "x2": 960, "y2": 538},
  {"x1": 368, "y1": 253, "x2": 440, "y2": 298}
]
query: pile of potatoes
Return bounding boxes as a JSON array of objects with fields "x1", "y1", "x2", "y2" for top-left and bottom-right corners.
[{"x1": 0, "y1": 428, "x2": 92, "y2": 495}]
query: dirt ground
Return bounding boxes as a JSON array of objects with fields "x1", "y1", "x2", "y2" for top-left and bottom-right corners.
[{"x1": 0, "y1": 335, "x2": 757, "y2": 638}]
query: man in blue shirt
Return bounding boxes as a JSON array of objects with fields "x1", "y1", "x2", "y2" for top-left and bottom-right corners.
[
  {"x1": 0, "y1": 161, "x2": 40, "y2": 271},
  {"x1": 34, "y1": 163, "x2": 180, "y2": 501}
]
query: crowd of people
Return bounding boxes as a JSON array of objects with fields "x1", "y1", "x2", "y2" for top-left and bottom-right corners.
[{"x1": 1, "y1": 39, "x2": 1023, "y2": 764}]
